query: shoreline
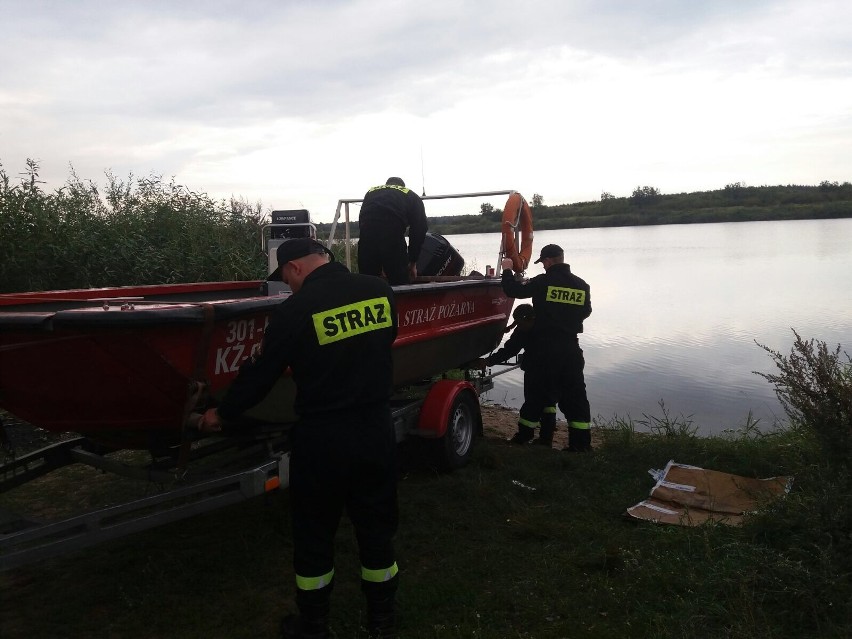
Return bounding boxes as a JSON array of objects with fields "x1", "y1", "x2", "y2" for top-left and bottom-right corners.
[
  {"x1": 2, "y1": 404, "x2": 598, "y2": 457},
  {"x1": 479, "y1": 402, "x2": 602, "y2": 448}
]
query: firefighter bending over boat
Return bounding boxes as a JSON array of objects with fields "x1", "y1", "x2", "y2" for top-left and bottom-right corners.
[
  {"x1": 500, "y1": 244, "x2": 594, "y2": 452},
  {"x1": 358, "y1": 177, "x2": 428, "y2": 285},
  {"x1": 200, "y1": 237, "x2": 400, "y2": 639}
]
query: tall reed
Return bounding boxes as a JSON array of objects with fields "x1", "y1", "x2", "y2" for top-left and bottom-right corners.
[{"x1": 0, "y1": 160, "x2": 267, "y2": 293}]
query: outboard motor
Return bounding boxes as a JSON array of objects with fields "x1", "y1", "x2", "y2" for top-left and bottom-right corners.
[
  {"x1": 416, "y1": 232, "x2": 465, "y2": 277},
  {"x1": 266, "y1": 209, "x2": 315, "y2": 295}
]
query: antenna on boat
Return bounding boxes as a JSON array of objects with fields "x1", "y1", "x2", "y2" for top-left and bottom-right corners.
[{"x1": 420, "y1": 145, "x2": 426, "y2": 196}]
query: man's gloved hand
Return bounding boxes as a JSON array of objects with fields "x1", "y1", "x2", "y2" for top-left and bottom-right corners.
[{"x1": 501, "y1": 257, "x2": 514, "y2": 271}]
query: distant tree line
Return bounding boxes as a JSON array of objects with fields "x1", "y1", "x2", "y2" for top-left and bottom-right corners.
[
  {"x1": 370, "y1": 180, "x2": 852, "y2": 236},
  {"x1": 3, "y1": 157, "x2": 851, "y2": 292}
]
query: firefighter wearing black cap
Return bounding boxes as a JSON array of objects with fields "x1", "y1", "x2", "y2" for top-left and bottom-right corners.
[
  {"x1": 500, "y1": 244, "x2": 593, "y2": 452},
  {"x1": 358, "y1": 177, "x2": 428, "y2": 285},
  {"x1": 474, "y1": 304, "x2": 558, "y2": 446},
  {"x1": 200, "y1": 237, "x2": 400, "y2": 639}
]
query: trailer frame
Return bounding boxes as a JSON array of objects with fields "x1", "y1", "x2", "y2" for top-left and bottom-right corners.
[{"x1": 0, "y1": 366, "x2": 515, "y2": 571}]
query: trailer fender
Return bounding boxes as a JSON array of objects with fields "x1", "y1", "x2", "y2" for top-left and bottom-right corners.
[{"x1": 416, "y1": 379, "x2": 480, "y2": 438}]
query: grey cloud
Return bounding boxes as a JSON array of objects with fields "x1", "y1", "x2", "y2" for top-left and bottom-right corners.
[
  {"x1": 3, "y1": 0, "x2": 851, "y2": 206},
  {"x1": 5, "y1": 0, "x2": 820, "y2": 128}
]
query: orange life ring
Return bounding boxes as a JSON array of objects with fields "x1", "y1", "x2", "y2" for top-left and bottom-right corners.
[{"x1": 501, "y1": 193, "x2": 534, "y2": 271}]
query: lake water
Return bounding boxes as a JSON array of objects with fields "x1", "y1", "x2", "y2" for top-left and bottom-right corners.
[{"x1": 444, "y1": 218, "x2": 852, "y2": 435}]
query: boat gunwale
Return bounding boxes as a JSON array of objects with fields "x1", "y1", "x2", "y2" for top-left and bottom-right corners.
[{"x1": 0, "y1": 277, "x2": 507, "y2": 330}]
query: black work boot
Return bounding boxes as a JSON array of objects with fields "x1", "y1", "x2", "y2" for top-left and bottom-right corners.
[
  {"x1": 281, "y1": 585, "x2": 332, "y2": 639},
  {"x1": 365, "y1": 595, "x2": 396, "y2": 638},
  {"x1": 534, "y1": 412, "x2": 556, "y2": 446},
  {"x1": 363, "y1": 575, "x2": 398, "y2": 639},
  {"x1": 280, "y1": 614, "x2": 330, "y2": 639},
  {"x1": 508, "y1": 424, "x2": 534, "y2": 444},
  {"x1": 564, "y1": 426, "x2": 591, "y2": 452}
]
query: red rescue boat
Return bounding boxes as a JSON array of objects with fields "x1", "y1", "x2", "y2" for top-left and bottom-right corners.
[{"x1": 0, "y1": 191, "x2": 525, "y2": 450}]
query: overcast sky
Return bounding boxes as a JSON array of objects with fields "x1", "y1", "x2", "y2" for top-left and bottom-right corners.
[{"x1": 2, "y1": 0, "x2": 851, "y2": 222}]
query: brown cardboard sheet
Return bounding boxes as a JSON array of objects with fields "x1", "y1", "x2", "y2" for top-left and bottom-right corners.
[{"x1": 626, "y1": 460, "x2": 791, "y2": 527}]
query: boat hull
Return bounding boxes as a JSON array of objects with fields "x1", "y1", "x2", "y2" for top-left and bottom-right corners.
[{"x1": 0, "y1": 278, "x2": 511, "y2": 447}]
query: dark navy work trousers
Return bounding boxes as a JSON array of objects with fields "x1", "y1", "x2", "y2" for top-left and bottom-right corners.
[
  {"x1": 288, "y1": 404, "x2": 398, "y2": 584},
  {"x1": 358, "y1": 226, "x2": 409, "y2": 285}
]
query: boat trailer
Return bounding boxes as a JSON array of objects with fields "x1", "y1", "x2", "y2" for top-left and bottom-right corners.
[{"x1": 0, "y1": 366, "x2": 516, "y2": 572}]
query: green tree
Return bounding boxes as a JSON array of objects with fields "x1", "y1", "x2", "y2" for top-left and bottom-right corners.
[
  {"x1": 724, "y1": 181, "x2": 747, "y2": 201},
  {"x1": 629, "y1": 185, "x2": 661, "y2": 206}
]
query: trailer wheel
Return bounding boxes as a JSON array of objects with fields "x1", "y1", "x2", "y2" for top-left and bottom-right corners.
[{"x1": 439, "y1": 391, "x2": 480, "y2": 470}]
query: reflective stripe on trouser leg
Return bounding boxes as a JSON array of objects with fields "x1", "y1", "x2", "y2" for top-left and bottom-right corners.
[
  {"x1": 518, "y1": 416, "x2": 540, "y2": 429},
  {"x1": 361, "y1": 561, "x2": 399, "y2": 583},
  {"x1": 569, "y1": 421, "x2": 590, "y2": 430},
  {"x1": 296, "y1": 568, "x2": 335, "y2": 591}
]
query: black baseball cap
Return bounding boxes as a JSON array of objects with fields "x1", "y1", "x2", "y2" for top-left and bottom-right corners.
[
  {"x1": 512, "y1": 304, "x2": 535, "y2": 321},
  {"x1": 267, "y1": 238, "x2": 334, "y2": 280},
  {"x1": 533, "y1": 244, "x2": 564, "y2": 264},
  {"x1": 505, "y1": 303, "x2": 535, "y2": 331}
]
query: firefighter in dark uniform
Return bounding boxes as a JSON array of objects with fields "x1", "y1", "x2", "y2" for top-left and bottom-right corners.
[
  {"x1": 473, "y1": 304, "x2": 558, "y2": 446},
  {"x1": 200, "y1": 238, "x2": 400, "y2": 639},
  {"x1": 358, "y1": 177, "x2": 428, "y2": 285},
  {"x1": 500, "y1": 243, "x2": 593, "y2": 452}
]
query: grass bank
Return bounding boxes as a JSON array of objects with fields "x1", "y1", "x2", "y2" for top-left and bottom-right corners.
[
  {"x1": 0, "y1": 422, "x2": 846, "y2": 639},
  {"x1": 2, "y1": 335, "x2": 850, "y2": 638}
]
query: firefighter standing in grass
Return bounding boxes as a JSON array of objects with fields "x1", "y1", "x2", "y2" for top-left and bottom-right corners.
[
  {"x1": 200, "y1": 238, "x2": 400, "y2": 639},
  {"x1": 358, "y1": 177, "x2": 428, "y2": 285},
  {"x1": 473, "y1": 304, "x2": 558, "y2": 446},
  {"x1": 500, "y1": 244, "x2": 594, "y2": 452}
]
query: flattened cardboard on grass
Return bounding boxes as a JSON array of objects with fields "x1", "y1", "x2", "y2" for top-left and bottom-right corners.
[{"x1": 627, "y1": 460, "x2": 791, "y2": 526}]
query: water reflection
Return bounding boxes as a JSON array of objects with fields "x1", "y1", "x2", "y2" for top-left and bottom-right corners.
[{"x1": 444, "y1": 218, "x2": 852, "y2": 435}]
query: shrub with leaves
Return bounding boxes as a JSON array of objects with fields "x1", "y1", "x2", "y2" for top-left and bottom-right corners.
[
  {"x1": 0, "y1": 160, "x2": 267, "y2": 293},
  {"x1": 757, "y1": 330, "x2": 852, "y2": 469}
]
